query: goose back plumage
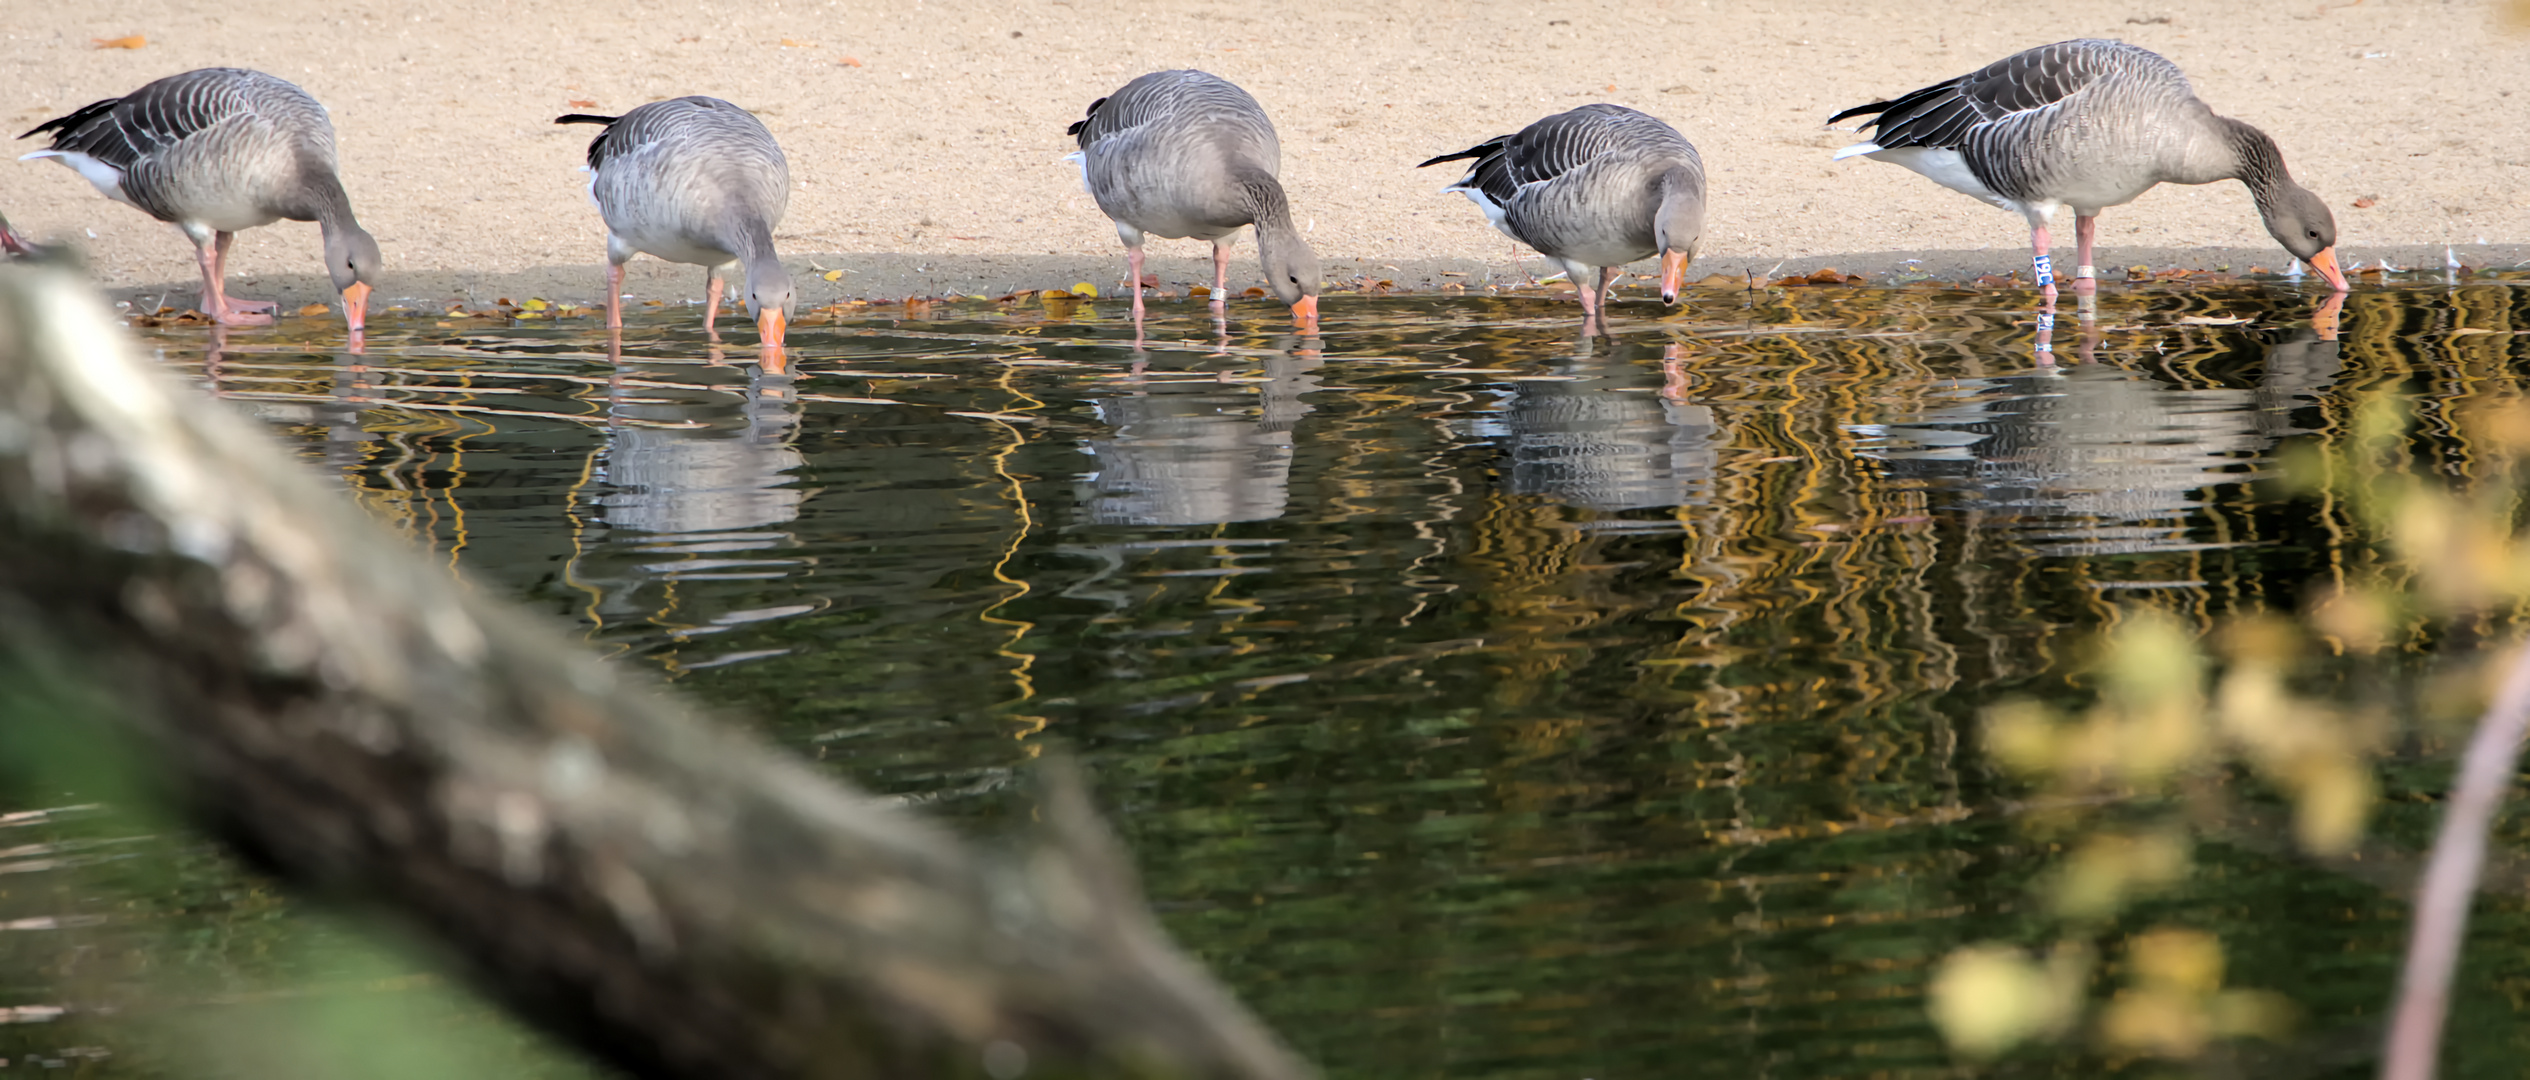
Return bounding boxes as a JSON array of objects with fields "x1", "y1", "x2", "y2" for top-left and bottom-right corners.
[{"x1": 1829, "y1": 40, "x2": 2209, "y2": 218}]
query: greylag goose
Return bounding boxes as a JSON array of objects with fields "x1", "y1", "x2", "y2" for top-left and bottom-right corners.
[
  {"x1": 1829, "y1": 39, "x2": 2348, "y2": 297},
  {"x1": 18, "y1": 68, "x2": 381, "y2": 330},
  {"x1": 556, "y1": 96, "x2": 794, "y2": 349},
  {"x1": 1068, "y1": 70, "x2": 1320, "y2": 330},
  {"x1": 1419, "y1": 104, "x2": 1706, "y2": 333}
]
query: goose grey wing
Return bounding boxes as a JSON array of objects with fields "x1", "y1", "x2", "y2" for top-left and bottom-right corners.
[
  {"x1": 1502, "y1": 105, "x2": 1690, "y2": 186},
  {"x1": 1831, "y1": 39, "x2": 2154, "y2": 151},
  {"x1": 19, "y1": 67, "x2": 258, "y2": 171},
  {"x1": 1072, "y1": 71, "x2": 1275, "y2": 160}
]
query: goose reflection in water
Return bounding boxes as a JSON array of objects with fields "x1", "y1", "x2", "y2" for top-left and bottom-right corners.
[
  {"x1": 1074, "y1": 347, "x2": 1323, "y2": 526},
  {"x1": 1854, "y1": 300, "x2": 2343, "y2": 557},
  {"x1": 203, "y1": 325, "x2": 381, "y2": 474},
  {"x1": 1475, "y1": 341, "x2": 1724, "y2": 512},
  {"x1": 578, "y1": 343, "x2": 814, "y2": 658}
]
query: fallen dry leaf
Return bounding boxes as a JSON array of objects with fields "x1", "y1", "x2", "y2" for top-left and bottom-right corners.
[
  {"x1": 1136, "y1": 272, "x2": 1160, "y2": 287},
  {"x1": 1695, "y1": 273, "x2": 1739, "y2": 288},
  {"x1": 838, "y1": 55, "x2": 864, "y2": 67},
  {"x1": 779, "y1": 38, "x2": 815, "y2": 47},
  {"x1": 1243, "y1": 287, "x2": 1267, "y2": 298},
  {"x1": 1070, "y1": 281, "x2": 1100, "y2": 298},
  {"x1": 568, "y1": 98, "x2": 597, "y2": 108},
  {"x1": 2352, "y1": 195, "x2": 2378, "y2": 208},
  {"x1": 296, "y1": 303, "x2": 329, "y2": 317},
  {"x1": 92, "y1": 35, "x2": 146, "y2": 50},
  {"x1": 1188, "y1": 285, "x2": 1212, "y2": 298}
]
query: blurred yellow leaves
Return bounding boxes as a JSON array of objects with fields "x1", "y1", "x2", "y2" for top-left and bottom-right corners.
[
  {"x1": 1927, "y1": 944, "x2": 2089, "y2": 1060},
  {"x1": 1984, "y1": 609, "x2": 2380, "y2": 865},
  {"x1": 2100, "y1": 930, "x2": 2295, "y2": 1058},
  {"x1": 1932, "y1": 384, "x2": 2530, "y2": 1063}
]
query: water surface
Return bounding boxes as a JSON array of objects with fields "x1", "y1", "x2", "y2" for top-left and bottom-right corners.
[{"x1": 17, "y1": 276, "x2": 2530, "y2": 1077}]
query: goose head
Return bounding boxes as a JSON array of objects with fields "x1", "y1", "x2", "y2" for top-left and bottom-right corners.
[
  {"x1": 1652, "y1": 170, "x2": 1705, "y2": 305},
  {"x1": 1262, "y1": 234, "x2": 1321, "y2": 331},
  {"x1": 746, "y1": 260, "x2": 796, "y2": 348},
  {"x1": 2259, "y1": 182, "x2": 2347, "y2": 292},
  {"x1": 324, "y1": 222, "x2": 383, "y2": 333}
]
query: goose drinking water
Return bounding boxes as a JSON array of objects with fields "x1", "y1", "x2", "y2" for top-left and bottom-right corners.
[
  {"x1": 556, "y1": 96, "x2": 795, "y2": 349},
  {"x1": 1068, "y1": 70, "x2": 1321, "y2": 331},
  {"x1": 1420, "y1": 104, "x2": 1707, "y2": 335},
  {"x1": 1829, "y1": 39, "x2": 2349, "y2": 297},
  {"x1": 19, "y1": 68, "x2": 382, "y2": 332}
]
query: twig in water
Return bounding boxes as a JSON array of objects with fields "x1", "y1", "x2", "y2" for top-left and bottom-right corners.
[{"x1": 2381, "y1": 642, "x2": 2530, "y2": 1080}]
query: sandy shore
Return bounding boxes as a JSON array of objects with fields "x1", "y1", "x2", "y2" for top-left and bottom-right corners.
[{"x1": 7, "y1": 0, "x2": 2527, "y2": 308}]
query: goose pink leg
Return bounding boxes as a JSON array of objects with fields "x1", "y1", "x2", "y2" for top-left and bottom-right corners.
[
  {"x1": 200, "y1": 231, "x2": 276, "y2": 325},
  {"x1": 1128, "y1": 243, "x2": 1147, "y2": 324},
  {"x1": 2073, "y1": 214, "x2": 2099, "y2": 295}
]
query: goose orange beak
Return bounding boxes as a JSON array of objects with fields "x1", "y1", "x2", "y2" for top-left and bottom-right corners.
[
  {"x1": 1658, "y1": 249, "x2": 1689, "y2": 305},
  {"x1": 2308, "y1": 247, "x2": 2349, "y2": 292},
  {"x1": 340, "y1": 281, "x2": 371, "y2": 333},
  {"x1": 758, "y1": 307, "x2": 788, "y2": 348},
  {"x1": 1290, "y1": 294, "x2": 1319, "y2": 331}
]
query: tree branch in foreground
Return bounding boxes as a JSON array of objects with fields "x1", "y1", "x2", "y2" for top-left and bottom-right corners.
[{"x1": 0, "y1": 265, "x2": 1310, "y2": 1080}]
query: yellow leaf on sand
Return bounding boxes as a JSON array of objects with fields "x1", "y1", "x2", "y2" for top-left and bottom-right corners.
[
  {"x1": 521, "y1": 298, "x2": 549, "y2": 311},
  {"x1": 1189, "y1": 285, "x2": 1212, "y2": 298},
  {"x1": 1069, "y1": 281, "x2": 1100, "y2": 298},
  {"x1": 296, "y1": 303, "x2": 330, "y2": 317},
  {"x1": 92, "y1": 35, "x2": 146, "y2": 49},
  {"x1": 823, "y1": 270, "x2": 843, "y2": 282}
]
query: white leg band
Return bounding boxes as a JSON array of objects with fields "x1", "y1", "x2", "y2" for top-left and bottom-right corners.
[{"x1": 2076, "y1": 265, "x2": 2096, "y2": 280}]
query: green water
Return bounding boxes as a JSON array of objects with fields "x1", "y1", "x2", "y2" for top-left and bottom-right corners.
[{"x1": 9, "y1": 277, "x2": 2530, "y2": 1077}]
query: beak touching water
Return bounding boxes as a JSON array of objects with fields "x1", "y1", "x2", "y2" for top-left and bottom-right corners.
[
  {"x1": 1658, "y1": 250, "x2": 1689, "y2": 305},
  {"x1": 2307, "y1": 247, "x2": 2349, "y2": 293},
  {"x1": 758, "y1": 307, "x2": 788, "y2": 348},
  {"x1": 1290, "y1": 294, "x2": 1320, "y2": 332},
  {"x1": 340, "y1": 281, "x2": 371, "y2": 333}
]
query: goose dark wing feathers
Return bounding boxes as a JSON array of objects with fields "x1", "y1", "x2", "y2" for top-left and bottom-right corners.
[
  {"x1": 19, "y1": 68, "x2": 262, "y2": 173},
  {"x1": 1831, "y1": 40, "x2": 2171, "y2": 152},
  {"x1": 553, "y1": 113, "x2": 626, "y2": 169}
]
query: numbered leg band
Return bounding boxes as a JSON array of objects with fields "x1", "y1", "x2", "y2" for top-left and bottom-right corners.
[
  {"x1": 2032, "y1": 255, "x2": 2055, "y2": 288},
  {"x1": 2035, "y1": 312, "x2": 2054, "y2": 352}
]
